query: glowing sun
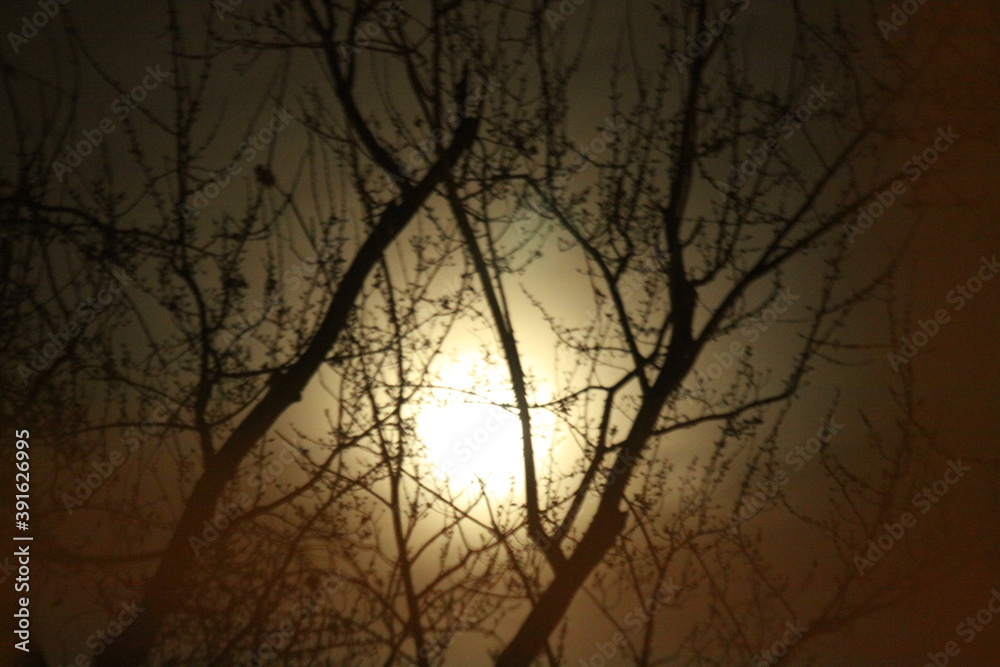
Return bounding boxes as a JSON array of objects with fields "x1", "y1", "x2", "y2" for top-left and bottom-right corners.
[{"x1": 415, "y1": 353, "x2": 553, "y2": 491}]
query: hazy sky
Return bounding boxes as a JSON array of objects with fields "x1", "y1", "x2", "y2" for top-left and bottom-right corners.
[{"x1": 2, "y1": 1, "x2": 998, "y2": 665}]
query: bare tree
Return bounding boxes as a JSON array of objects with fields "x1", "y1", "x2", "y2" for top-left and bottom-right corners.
[
  {"x1": 2, "y1": 1, "x2": 991, "y2": 665},
  {"x1": 2, "y1": 0, "x2": 490, "y2": 663},
  {"x1": 433, "y1": 2, "x2": 939, "y2": 663}
]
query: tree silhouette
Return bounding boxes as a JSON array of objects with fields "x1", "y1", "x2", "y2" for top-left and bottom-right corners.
[{"x1": 1, "y1": 1, "x2": 993, "y2": 665}]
